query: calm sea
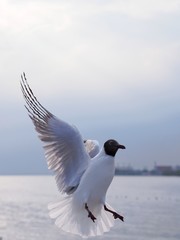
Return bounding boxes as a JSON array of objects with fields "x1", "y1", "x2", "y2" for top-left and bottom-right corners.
[{"x1": 0, "y1": 176, "x2": 179, "y2": 240}]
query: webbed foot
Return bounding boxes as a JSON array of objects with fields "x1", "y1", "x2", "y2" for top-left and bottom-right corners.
[
  {"x1": 104, "y1": 204, "x2": 124, "y2": 222},
  {"x1": 85, "y1": 203, "x2": 96, "y2": 223}
]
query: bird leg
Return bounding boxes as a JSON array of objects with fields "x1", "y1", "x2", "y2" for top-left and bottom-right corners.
[
  {"x1": 104, "y1": 204, "x2": 124, "y2": 222},
  {"x1": 85, "y1": 203, "x2": 96, "y2": 222}
]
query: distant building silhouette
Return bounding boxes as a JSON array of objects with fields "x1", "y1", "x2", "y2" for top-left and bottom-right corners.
[
  {"x1": 115, "y1": 164, "x2": 180, "y2": 176},
  {"x1": 154, "y1": 165, "x2": 173, "y2": 175}
]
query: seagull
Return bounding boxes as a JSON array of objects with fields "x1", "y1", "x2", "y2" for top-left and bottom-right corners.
[{"x1": 20, "y1": 73, "x2": 126, "y2": 238}]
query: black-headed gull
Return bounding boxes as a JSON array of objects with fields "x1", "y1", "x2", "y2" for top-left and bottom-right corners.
[{"x1": 20, "y1": 73, "x2": 126, "y2": 238}]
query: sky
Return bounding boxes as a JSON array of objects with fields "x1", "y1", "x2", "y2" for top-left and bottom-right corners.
[{"x1": 0, "y1": 0, "x2": 180, "y2": 174}]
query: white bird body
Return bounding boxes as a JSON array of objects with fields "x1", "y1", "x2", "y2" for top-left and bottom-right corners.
[
  {"x1": 20, "y1": 73, "x2": 125, "y2": 238},
  {"x1": 75, "y1": 150, "x2": 115, "y2": 206},
  {"x1": 48, "y1": 150, "x2": 116, "y2": 237}
]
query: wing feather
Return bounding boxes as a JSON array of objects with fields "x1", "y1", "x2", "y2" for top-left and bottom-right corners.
[
  {"x1": 84, "y1": 140, "x2": 100, "y2": 158},
  {"x1": 20, "y1": 73, "x2": 90, "y2": 194}
]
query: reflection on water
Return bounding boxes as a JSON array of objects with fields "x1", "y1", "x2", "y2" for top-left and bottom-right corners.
[{"x1": 0, "y1": 176, "x2": 180, "y2": 240}]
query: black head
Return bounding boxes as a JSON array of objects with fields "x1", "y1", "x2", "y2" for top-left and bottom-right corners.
[{"x1": 104, "y1": 139, "x2": 126, "y2": 157}]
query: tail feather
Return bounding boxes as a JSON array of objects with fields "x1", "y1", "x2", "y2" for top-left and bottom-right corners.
[{"x1": 48, "y1": 195, "x2": 115, "y2": 238}]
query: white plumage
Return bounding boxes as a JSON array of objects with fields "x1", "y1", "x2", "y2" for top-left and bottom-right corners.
[
  {"x1": 84, "y1": 140, "x2": 100, "y2": 158},
  {"x1": 20, "y1": 73, "x2": 125, "y2": 238}
]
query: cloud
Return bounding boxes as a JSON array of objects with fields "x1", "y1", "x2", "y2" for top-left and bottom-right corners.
[
  {"x1": 102, "y1": 0, "x2": 180, "y2": 19},
  {"x1": 1, "y1": 0, "x2": 180, "y2": 113}
]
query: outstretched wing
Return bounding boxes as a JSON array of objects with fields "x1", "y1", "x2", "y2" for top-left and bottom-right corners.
[
  {"x1": 84, "y1": 140, "x2": 100, "y2": 158},
  {"x1": 20, "y1": 73, "x2": 90, "y2": 194}
]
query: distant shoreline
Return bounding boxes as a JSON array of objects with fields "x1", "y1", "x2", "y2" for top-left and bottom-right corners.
[
  {"x1": 115, "y1": 167, "x2": 180, "y2": 176},
  {"x1": 0, "y1": 173, "x2": 179, "y2": 176},
  {"x1": 1, "y1": 165, "x2": 180, "y2": 176}
]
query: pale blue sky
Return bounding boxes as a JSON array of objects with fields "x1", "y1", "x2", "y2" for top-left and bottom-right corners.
[{"x1": 0, "y1": 0, "x2": 180, "y2": 174}]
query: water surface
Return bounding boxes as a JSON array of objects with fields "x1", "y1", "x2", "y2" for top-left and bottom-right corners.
[{"x1": 0, "y1": 176, "x2": 179, "y2": 239}]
